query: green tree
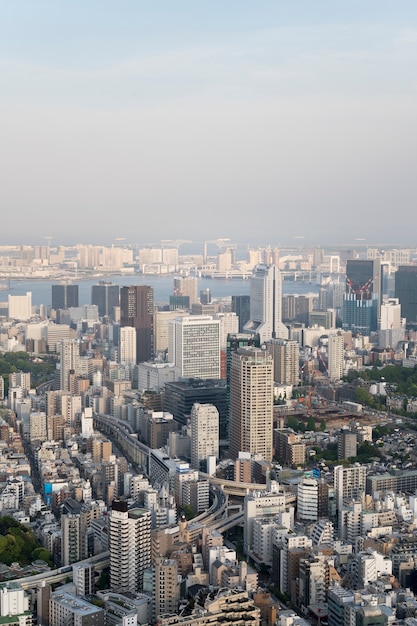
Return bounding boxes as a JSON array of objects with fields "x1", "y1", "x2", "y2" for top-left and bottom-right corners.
[{"x1": 306, "y1": 415, "x2": 316, "y2": 431}]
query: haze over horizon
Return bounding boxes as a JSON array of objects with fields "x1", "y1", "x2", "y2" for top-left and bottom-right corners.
[{"x1": 1, "y1": 1, "x2": 416, "y2": 246}]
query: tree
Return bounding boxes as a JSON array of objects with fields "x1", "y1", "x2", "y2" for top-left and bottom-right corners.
[
  {"x1": 320, "y1": 419, "x2": 326, "y2": 432},
  {"x1": 306, "y1": 415, "x2": 316, "y2": 431}
]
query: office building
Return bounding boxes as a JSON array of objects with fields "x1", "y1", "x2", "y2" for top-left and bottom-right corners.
[
  {"x1": 154, "y1": 310, "x2": 188, "y2": 353},
  {"x1": 8, "y1": 292, "x2": 32, "y2": 320},
  {"x1": 244, "y1": 264, "x2": 288, "y2": 343},
  {"x1": 274, "y1": 429, "x2": 306, "y2": 467},
  {"x1": 395, "y1": 265, "x2": 417, "y2": 324},
  {"x1": 328, "y1": 332, "x2": 344, "y2": 381},
  {"x1": 173, "y1": 276, "x2": 199, "y2": 306},
  {"x1": 163, "y1": 379, "x2": 227, "y2": 429},
  {"x1": 109, "y1": 500, "x2": 151, "y2": 593},
  {"x1": 232, "y1": 295, "x2": 251, "y2": 332},
  {"x1": 91, "y1": 282, "x2": 119, "y2": 319},
  {"x1": 168, "y1": 316, "x2": 220, "y2": 379},
  {"x1": 266, "y1": 338, "x2": 300, "y2": 385},
  {"x1": 190, "y1": 403, "x2": 219, "y2": 471},
  {"x1": 343, "y1": 259, "x2": 381, "y2": 334},
  {"x1": 118, "y1": 326, "x2": 137, "y2": 366},
  {"x1": 229, "y1": 347, "x2": 274, "y2": 461},
  {"x1": 214, "y1": 312, "x2": 239, "y2": 349},
  {"x1": 120, "y1": 285, "x2": 154, "y2": 363},
  {"x1": 52, "y1": 284, "x2": 79, "y2": 310}
]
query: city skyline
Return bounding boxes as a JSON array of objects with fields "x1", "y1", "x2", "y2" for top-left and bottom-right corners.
[{"x1": 1, "y1": 1, "x2": 416, "y2": 245}]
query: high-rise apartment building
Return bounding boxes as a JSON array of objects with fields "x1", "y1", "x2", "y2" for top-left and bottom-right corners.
[
  {"x1": 327, "y1": 332, "x2": 344, "y2": 381},
  {"x1": 343, "y1": 259, "x2": 381, "y2": 334},
  {"x1": 190, "y1": 403, "x2": 219, "y2": 471},
  {"x1": 168, "y1": 316, "x2": 220, "y2": 379},
  {"x1": 226, "y1": 334, "x2": 260, "y2": 444},
  {"x1": 266, "y1": 338, "x2": 300, "y2": 385},
  {"x1": 109, "y1": 500, "x2": 151, "y2": 593},
  {"x1": 244, "y1": 264, "x2": 288, "y2": 343},
  {"x1": 153, "y1": 557, "x2": 179, "y2": 620},
  {"x1": 395, "y1": 265, "x2": 417, "y2": 324},
  {"x1": 337, "y1": 429, "x2": 357, "y2": 460},
  {"x1": 59, "y1": 339, "x2": 81, "y2": 392},
  {"x1": 91, "y1": 282, "x2": 119, "y2": 319},
  {"x1": 118, "y1": 326, "x2": 137, "y2": 366},
  {"x1": 52, "y1": 284, "x2": 79, "y2": 310},
  {"x1": 229, "y1": 347, "x2": 274, "y2": 461},
  {"x1": 120, "y1": 285, "x2": 154, "y2": 363}
]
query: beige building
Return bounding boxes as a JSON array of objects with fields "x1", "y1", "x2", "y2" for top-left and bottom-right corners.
[{"x1": 230, "y1": 347, "x2": 274, "y2": 461}]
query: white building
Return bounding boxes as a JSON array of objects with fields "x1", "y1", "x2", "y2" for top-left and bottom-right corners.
[
  {"x1": 297, "y1": 477, "x2": 320, "y2": 521},
  {"x1": 168, "y1": 316, "x2": 220, "y2": 379},
  {"x1": 244, "y1": 487, "x2": 286, "y2": 556},
  {"x1": 8, "y1": 292, "x2": 32, "y2": 320},
  {"x1": 137, "y1": 361, "x2": 178, "y2": 393},
  {"x1": 109, "y1": 501, "x2": 151, "y2": 594},
  {"x1": 244, "y1": 264, "x2": 288, "y2": 343},
  {"x1": 119, "y1": 326, "x2": 137, "y2": 366},
  {"x1": 214, "y1": 312, "x2": 239, "y2": 349},
  {"x1": 59, "y1": 338, "x2": 81, "y2": 391},
  {"x1": 328, "y1": 332, "x2": 344, "y2": 381},
  {"x1": 81, "y1": 407, "x2": 94, "y2": 439},
  {"x1": 190, "y1": 403, "x2": 219, "y2": 471}
]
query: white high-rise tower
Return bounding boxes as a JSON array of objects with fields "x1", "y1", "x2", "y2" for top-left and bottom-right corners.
[
  {"x1": 119, "y1": 326, "x2": 137, "y2": 366},
  {"x1": 244, "y1": 264, "x2": 288, "y2": 343}
]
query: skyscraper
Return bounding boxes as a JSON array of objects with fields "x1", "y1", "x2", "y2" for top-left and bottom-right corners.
[
  {"x1": 327, "y1": 332, "x2": 344, "y2": 381},
  {"x1": 173, "y1": 276, "x2": 199, "y2": 306},
  {"x1": 229, "y1": 347, "x2": 274, "y2": 461},
  {"x1": 395, "y1": 265, "x2": 417, "y2": 324},
  {"x1": 109, "y1": 500, "x2": 151, "y2": 593},
  {"x1": 118, "y1": 326, "x2": 137, "y2": 366},
  {"x1": 168, "y1": 316, "x2": 220, "y2": 379},
  {"x1": 91, "y1": 281, "x2": 120, "y2": 319},
  {"x1": 120, "y1": 285, "x2": 154, "y2": 363},
  {"x1": 343, "y1": 259, "x2": 381, "y2": 334},
  {"x1": 244, "y1": 264, "x2": 288, "y2": 343},
  {"x1": 52, "y1": 284, "x2": 79, "y2": 310},
  {"x1": 231, "y1": 295, "x2": 251, "y2": 332}
]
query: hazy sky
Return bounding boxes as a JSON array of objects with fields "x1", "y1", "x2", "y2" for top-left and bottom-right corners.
[{"x1": 1, "y1": 1, "x2": 416, "y2": 247}]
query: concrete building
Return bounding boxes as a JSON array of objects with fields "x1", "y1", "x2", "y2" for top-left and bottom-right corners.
[
  {"x1": 50, "y1": 590, "x2": 104, "y2": 626},
  {"x1": 266, "y1": 338, "x2": 300, "y2": 385},
  {"x1": 153, "y1": 557, "x2": 180, "y2": 620},
  {"x1": 328, "y1": 332, "x2": 344, "y2": 381},
  {"x1": 244, "y1": 264, "x2": 288, "y2": 343},
  {"x1": 168, "y1": 316, "x2": 220, "y2": 380},
  {"x1": 173, "y1": 276, "x2": 199, "y2": 306},
  {"x1": 154, "y1": 310, "x2": 188, "y2": 353},
  {"x1": 59, "y1": 338, "x2": 81, "y2": 392},
  {"x1": 109, "y1": 500, "x2": 151, "y2": 593},
  {"x1": 230, "y1": 347, "x2": 274, "y2": 461},
  {"x1": 190, "y1": 403, "x2": 219, "y2": 471},
  {"x1": 8, "y1": 292, "x2": 32, "y2": 320},
  {"x1": 337, "y1": 429, "x2": 357, "y2": 460},
  {"x1": 118, "y1": 326, "x2": 137, "y2": 366}
]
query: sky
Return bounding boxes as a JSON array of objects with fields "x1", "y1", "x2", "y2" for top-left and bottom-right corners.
[{"x1": 1, "y1": 1, "x2": 416, "y2": 247}]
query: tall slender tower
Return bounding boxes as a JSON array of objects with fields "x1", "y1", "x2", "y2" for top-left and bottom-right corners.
[
  {"x1": 120, "y1": 285, "x2": 154, "y2": 363},
  {"x1": 327, "y1": 332, "x2": 344, "y2": 381},
  {"x1": 229, "y1": 347, "x2": 274, "y2": 461},
  {"x1": 119, "y1": 326, "x2": 137, "y2": 366},
  {"x1": 244, "y1": 264, "x2": 288, "y2": 343}
]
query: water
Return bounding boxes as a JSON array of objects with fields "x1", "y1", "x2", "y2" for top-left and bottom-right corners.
[{"x1": 0, "y1": 274, "x2": 319, "y2": 308}]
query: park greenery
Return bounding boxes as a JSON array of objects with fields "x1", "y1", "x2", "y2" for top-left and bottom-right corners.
[
  {"x1": 0, "y1": 516, "x2": 52, "y2": 567},
  {"x1": 0, "y1": 352, "x2": 56, "y2": 395}
]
